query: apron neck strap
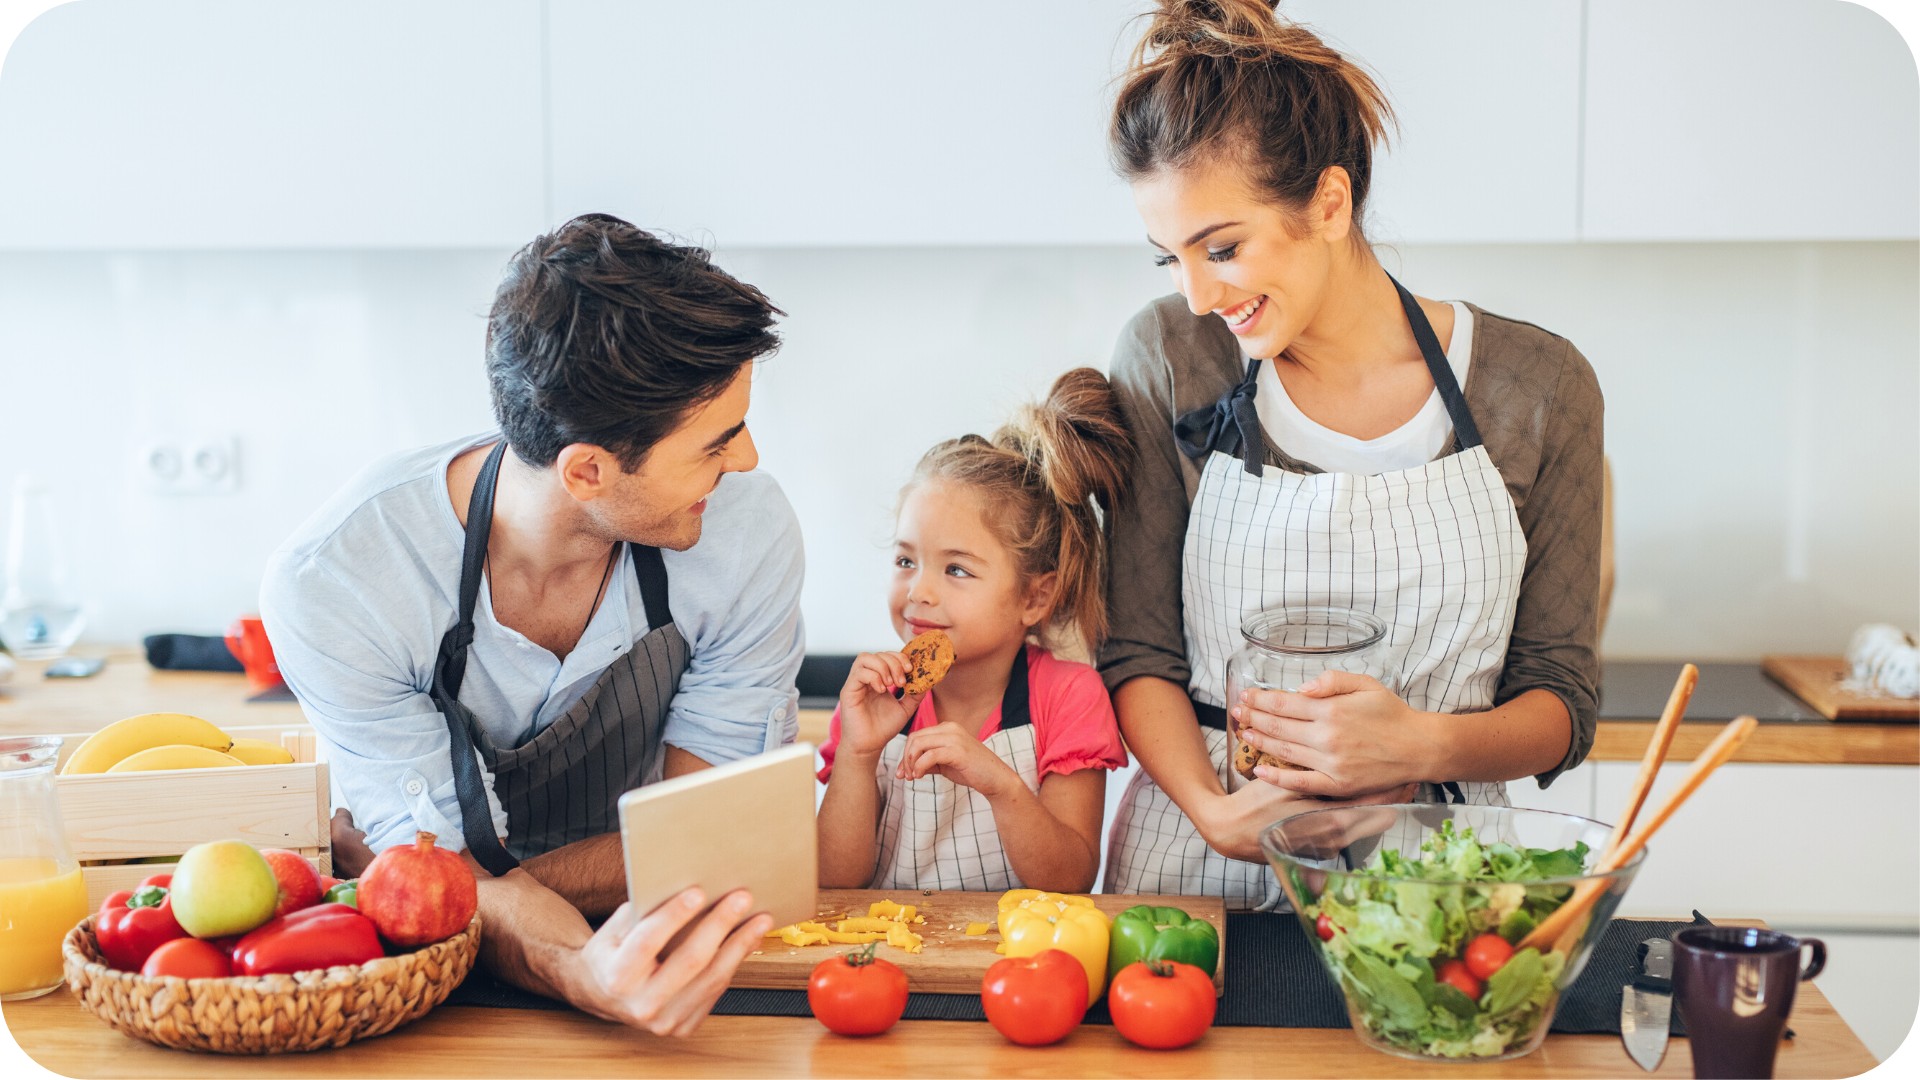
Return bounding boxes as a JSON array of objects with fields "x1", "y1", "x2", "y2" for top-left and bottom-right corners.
[
  {"x1": 997, "y1": 645, "x2": 1033, "y2": 730},
  {"x1": 438, "y1": 440, "x2": 508, "y2": 701},
  {"x1": 1386, "y1": 273, "x2": 1483, "y2": 451},
  {"x1": 1173, "y1": 357, "x2": 1267, "y2": 474}
]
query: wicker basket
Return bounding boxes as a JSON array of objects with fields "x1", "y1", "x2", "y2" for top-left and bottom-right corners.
[{"x1": 61, "y1": 914, "x2": 481, "y2": 1054}]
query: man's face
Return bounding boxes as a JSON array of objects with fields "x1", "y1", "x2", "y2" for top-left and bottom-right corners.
[{"x1": 577, "y1": 365, "x2": 759, "y2": 551}]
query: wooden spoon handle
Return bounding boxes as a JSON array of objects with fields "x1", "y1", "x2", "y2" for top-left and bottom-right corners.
[
  {"x1": 1602, "y1": 664, "x2": 1698, "y2": 862},
  {"x1": 1518, "y1": 715, "x2": 1758, "y2": 953}
]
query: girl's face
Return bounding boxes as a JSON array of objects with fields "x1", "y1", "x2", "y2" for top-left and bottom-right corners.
[
  {"x1": 889, "y1": 480, "x2": 1052, "y2": 663},
  {"x1": 1131, "y1": 158, "x2": 1350, "y2": 362}
]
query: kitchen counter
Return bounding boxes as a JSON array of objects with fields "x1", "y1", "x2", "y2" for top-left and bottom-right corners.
[
  {"x1": 5, "y1": 650, "x2": 1909, "y2": 766},
  {"x1": 1, "y1": 918, "x2": 1878, "y2": 1078}
]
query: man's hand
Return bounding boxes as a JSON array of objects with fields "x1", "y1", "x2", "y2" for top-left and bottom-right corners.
[
  {"x1": 561, "y1": 888, "x2": 773, "y2": 1037},
  {"x1": 330, "y1": 808, "x2": 375, "y2": 878},
  {"x1": 896, "y1": 721, "x2": 1019, "y2": 798}
]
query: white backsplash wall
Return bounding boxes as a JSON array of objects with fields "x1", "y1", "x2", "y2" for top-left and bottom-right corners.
[{"x1": 0, "y1": 242, "x2": 1913, "y2": 659}]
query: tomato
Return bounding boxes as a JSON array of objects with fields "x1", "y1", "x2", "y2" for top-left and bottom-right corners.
[
  {"x1": 1108, "y1": 960, "x2": 1216, "y2": 1050},
  {"x1": 981, "y1": 948, "x2": 1087, "y2": 1046},
  {"x1": 1436, "y1": 959, "x2": 1483, "y2": 1001},
  {"x1": 140, "y1": 937, "x2": 232, "y2": 979},
  {"x1": 1465, "y1": 933, "x2": 1515, "y2": 980},
  {"x1": 807, "y1": 943, "x2": 908, "y2": 1037},
  {"x1": 1315, "y1": 913, "x2": 1337, "y2": 942}
]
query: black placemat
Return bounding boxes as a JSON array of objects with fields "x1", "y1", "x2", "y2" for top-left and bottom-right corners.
[{"x1": 445, "y1": 913, "x2": 1705, "y2": 1033}]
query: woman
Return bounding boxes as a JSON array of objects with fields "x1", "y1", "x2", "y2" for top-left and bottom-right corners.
[{"x1": 1098, "y1": 0, "x2": 1603, "y2": 910}]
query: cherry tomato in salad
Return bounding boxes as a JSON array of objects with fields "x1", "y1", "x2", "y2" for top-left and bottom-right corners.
[
  {"x1": 807, "y1": 943, "x2": 908, "y2": 1037},
  {"x1": 1315, "y1": 913, "x2": 1337, "y2": 942},
  {"x1": 1436, "y1": 959, "x2": 1483, "y2": 1001},
  {"x1": 1465, "y1": 933, "x2": 1515, "y2": 980},
  {"x1": 1108, "y1": 960, "x2": 1216, "y2": 1049}
]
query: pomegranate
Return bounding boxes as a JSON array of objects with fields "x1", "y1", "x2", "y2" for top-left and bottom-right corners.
[{"x1": 357, "y1": 831, "x2": 478, "y2": 946}]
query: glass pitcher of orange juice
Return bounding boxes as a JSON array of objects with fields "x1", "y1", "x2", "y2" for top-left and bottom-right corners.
[{"x1": 0, "y1": 736, "x2": 90, "y2": 999}]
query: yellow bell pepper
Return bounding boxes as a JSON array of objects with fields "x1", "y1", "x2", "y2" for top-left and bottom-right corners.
[
  {"x1": 997, "y1": 890, "x2": 1110, "y2": 1001},
  {"x1": 964, "y1": 922, "x2": 992, "y2": 937},
  {"x1": 885, "y1": 923, "x2": 924, "y2": 954},
  {"x1": 835, "y1": 917, "x2": 905, "y2": 933},
  {"x1": 868, "y1": 900, "x2": 921, "y2": 922}
]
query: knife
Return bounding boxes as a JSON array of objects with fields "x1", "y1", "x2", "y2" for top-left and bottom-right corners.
[{"x1": 1621, "y1": 938, "x2": 1675, "y2": 1071}]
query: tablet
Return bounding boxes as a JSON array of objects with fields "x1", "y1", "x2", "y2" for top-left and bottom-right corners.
[{"x1": 617, "y1": 742, "x2": 818, "y2": 936}]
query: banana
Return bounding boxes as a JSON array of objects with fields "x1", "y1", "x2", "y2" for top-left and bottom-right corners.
[
  {"x1": 226, "y1": 737, "x2": 295, "y2": 766},
  {"x1": 104, "y1": 744, "x2": 247, "y2": 772},
  {"x1": 60, "y1": 712, "x2": 233, "y2": 774}
]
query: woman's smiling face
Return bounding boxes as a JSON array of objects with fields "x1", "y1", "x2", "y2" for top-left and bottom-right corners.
[{"x1": 1131, "y1": 159, "x2": 1348, "y2": 361}]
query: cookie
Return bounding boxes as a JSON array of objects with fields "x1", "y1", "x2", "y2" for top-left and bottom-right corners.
[
  {"x1": 901, "y1": 629, "x2": 956, "y2": 695},
  {"x1": 1233, "y1": 732, "x2": 1303, "y2": 780}
]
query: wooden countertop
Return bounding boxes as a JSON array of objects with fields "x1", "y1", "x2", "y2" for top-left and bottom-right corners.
[
  {"x1": 0, "y1": 648, "x2": 306, "y2": 739},
  {"x1": 1, "y1": 919, "x2": 1877, "y2": 1078},
  {"x1": 4, "y1": 650, "x2": 1910, "y2": 766}
]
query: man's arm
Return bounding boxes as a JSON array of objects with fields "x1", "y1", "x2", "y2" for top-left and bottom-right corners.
[{"x1": 656, "y1": 473, "x2": 807, "y2": 766}]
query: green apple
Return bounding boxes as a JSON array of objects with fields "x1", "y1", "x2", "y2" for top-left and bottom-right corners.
[{"x1": 170, "y1": 840, "x2": 279, "y2": 938}]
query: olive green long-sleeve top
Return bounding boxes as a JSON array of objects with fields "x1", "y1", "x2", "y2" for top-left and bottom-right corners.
[{"x1": 1098, "y1": 294, "x2": 1605, "y2": 786}]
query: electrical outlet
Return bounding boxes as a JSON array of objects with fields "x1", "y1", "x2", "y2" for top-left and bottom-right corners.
[{"x1": 138, "y1": 435, "x2": 241, "y2": 495}]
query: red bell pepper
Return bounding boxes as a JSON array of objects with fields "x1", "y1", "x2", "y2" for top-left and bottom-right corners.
[
  {"x1": 232, "y1": 902, "x2": 383, "y2": 976},
  {"x1": 95, "y1": 882, "x2": 189, "y2": 972}
]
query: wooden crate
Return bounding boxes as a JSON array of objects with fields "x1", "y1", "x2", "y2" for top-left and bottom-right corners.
[{"x1": 50, "y1": 724, "x2": 330, "y2": 909}]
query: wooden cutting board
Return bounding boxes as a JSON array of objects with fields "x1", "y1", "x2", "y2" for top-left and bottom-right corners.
[
  {"x1": 737, "y1": 889, "x2": 1228, "y2": 996},
  {"x1": 1763, "y1": 655, "x2": 1920, "y2": 721}
]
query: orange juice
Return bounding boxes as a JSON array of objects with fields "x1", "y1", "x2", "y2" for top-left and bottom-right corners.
[{"x1": 0, "y1": 857, "x2": 89, "y2": 998}]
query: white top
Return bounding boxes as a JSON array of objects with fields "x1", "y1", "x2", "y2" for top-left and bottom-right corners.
[
  {"x1": 1254, "y1": 301, "x2": 1474, "y2": 475},
  {"x1": 260, "y1": 432, "x2": 806, "y2": 854}
]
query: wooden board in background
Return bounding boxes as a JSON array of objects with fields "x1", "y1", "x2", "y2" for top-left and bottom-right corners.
[
  {"x1": 1762, "y1": 655, "x2": 1919, "y2": 721},
  {"x1": 737, "y1": 889, "x2": 1227, "y2": 996}
]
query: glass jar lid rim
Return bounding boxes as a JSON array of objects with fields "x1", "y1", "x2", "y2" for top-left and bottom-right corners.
[
  {"x1": 0, "y1": 735, "x2": 62, "y2": 771},
  {"x1": 1238, "y1": 607, "x2": 1388, "y2": 653}
]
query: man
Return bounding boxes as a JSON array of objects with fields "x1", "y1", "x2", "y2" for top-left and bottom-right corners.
[{"x1": 261, "y1": 214, "x2": 803, "y2": 1034}]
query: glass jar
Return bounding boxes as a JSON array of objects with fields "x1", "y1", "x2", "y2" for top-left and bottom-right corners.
[
  {"x1": 0, "y1": 736, "x2": 90, "y2": 999},
  {"x1": 1225, "y1": 608, "x2": 1402, "y2": 787},
  {"x1": 1, "y1": 476, "x2": 87, "y2": 660}
]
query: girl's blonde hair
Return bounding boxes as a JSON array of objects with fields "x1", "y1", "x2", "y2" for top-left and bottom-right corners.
[{"x1": 910, "y1": 368, "x2": 1135, "y2": 652}]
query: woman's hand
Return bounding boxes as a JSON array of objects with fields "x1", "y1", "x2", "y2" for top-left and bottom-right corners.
[
  {"x1": 1195, "y1": 777, "x2": 1417, "y2": 863},
  {"x1": 896, "y1": 721, "x2": 1021, "y2": 799},
  {"x1": 1232, "y1": 671, "x2": 1440, "y2": 798},
  {"x1": 837, "y1": 651, "x2": 924, "y2": 760}
]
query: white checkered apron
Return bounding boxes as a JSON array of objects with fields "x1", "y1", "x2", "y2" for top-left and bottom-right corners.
[
  {"x1": 867, "y1": 724, "x2": 1041, "y2": 892},
  {"x1": 1105, "y1": 276, "x2": 1528, "y2": 910}
]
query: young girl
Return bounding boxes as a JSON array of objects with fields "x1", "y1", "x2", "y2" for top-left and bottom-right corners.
[{"x1": 816, "y1": 368, "x2": 1135, "y2": 893}]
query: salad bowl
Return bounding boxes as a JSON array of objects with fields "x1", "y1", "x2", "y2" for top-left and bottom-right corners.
[{"x1": 1262, "y1": 804, "x2": 1645, "y2": 1062}]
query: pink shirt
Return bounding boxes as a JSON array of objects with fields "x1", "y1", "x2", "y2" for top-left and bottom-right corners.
[{"x1": 817, "y1": 645, "x2": 1127, "y2": 783}]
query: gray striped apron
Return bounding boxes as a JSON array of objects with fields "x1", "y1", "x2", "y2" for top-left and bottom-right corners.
[
  {"x1": 1104, "y1": 274, "x2": 1525, "y2": 910},
  {"x1": 432, "y1": 441, "x2": 690, "y2": 876}
]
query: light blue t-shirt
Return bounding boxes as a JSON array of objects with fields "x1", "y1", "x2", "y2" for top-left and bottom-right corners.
[{"x1": 260, "y1": 432, "x2": 806, "y2": 854}]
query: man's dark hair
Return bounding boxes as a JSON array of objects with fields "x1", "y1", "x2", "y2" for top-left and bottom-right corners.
[{"x1": 486, "y1": 213, "x2": 783, "y2": 470}]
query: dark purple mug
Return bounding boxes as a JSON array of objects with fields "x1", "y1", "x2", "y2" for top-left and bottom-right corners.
[{"x1": 1671, "y1": 926, "x2": 1826, "y2": 1079}]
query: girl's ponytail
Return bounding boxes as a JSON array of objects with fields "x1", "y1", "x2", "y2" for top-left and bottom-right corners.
[{"x1": 911, "y1": 368, "x2": 1136, "y2": 653}]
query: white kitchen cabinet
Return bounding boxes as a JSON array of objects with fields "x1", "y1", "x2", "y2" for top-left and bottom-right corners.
[
  {"x1": 0, "y1": 0, "x2": 548, "y2": 249},
  {"x1": 547, "y1": 0, "x2": 1139, "y2": 247},
  {"x1": 1285, "y1": 1, "x2": 1584, "y2": 243},
  {"x1": 547, "y1": 0, "x2": 1582, "y2": 247},
  {"x1": 1582, "y1": 0, "x2": 1919, "y2": 241},
  {"x1": 1505, "y1": 763, "x2": 1598, "y2": 819},
  {"x1": 1593, "y1": 762, "x2": 1920, "y2": 927}
]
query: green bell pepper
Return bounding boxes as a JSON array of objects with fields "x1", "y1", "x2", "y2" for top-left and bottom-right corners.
[
  {"x1": 322, "y1": 879, "x2": 359, "y2": 908},
  {"x1": 1108, "y1": 905, "x2": 1220, "y2": 980}
]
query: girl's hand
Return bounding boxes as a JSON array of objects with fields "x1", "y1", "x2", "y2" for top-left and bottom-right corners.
[
  {"x1": 837, "y1": 651, "x2": 924, "y2": 760},
  {"x1": 1232, "y1": 671, "x2": 1440, "y2": 799},
  {"x1": 896, "y1": 721, "x2": 1020, "y2": 799}
]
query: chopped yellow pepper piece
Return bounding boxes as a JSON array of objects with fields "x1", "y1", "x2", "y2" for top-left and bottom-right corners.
[
  {"x1": 964, "y1": 922, "x2": 992, "y2": 937},
  {"x1": 835, "y1": 917, "x2": 906, "y2": 933},
  {"x1": 867, "y1": 900, "x2": 919, "y2": 922},
  {"x1": 885, "y1": 923, "x2": 924, "y2": 954},
  {"x1": 773, "y1": 926, "x2": 832, "y2": 947}
]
